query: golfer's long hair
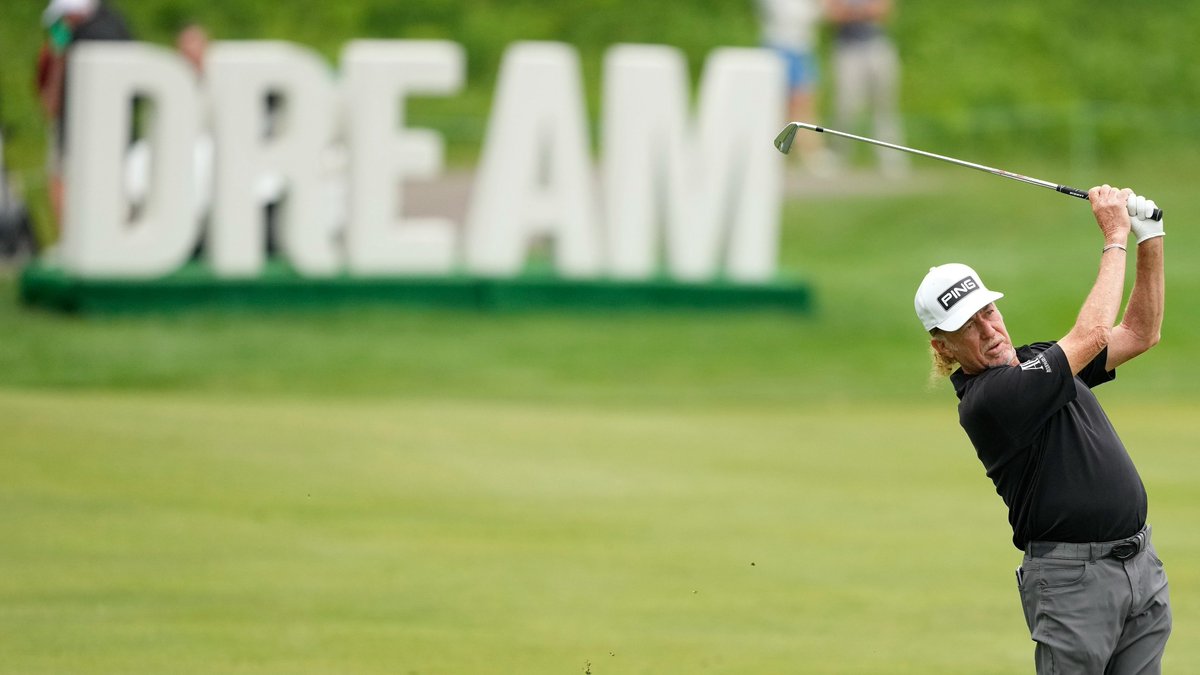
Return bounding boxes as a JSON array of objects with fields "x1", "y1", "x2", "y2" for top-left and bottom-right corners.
[{"x1": 928, "y1": 329, "x2": 958, "y2": 385}]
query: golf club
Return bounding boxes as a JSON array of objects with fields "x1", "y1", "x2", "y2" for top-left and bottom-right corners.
[{"x1": 774, "y1": 121, "x2": 1163, "y2": 221}]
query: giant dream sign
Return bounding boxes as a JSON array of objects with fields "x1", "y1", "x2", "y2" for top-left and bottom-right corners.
[{"x1": 60, "y1": 39, "x2": 786, "y2": 286}]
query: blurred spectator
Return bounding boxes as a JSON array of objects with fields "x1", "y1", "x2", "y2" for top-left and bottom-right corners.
[
  {"x1": 35, "y1": 0, "x2": 133, "y2": 236},
  {"x1": 756, "y1": 0, "x2": 834, "y2": 175},
  {"x1": 125, "y1": 21, "x2": 217, "y2": 258},
  {"x1": 823, "y1": 0, "x2": 908, "y2": 177},
  {"x1": 176, "y1": 22, "x2": 209, "y2": 74},
  {"x1": 1, "y1": 120, "x2": 39, "y2": 261},
  {"x1": 162, "y1": 22, "x2": 286, "y2": 259},
  {"x1": 178, "y1": 23, "x2": 215, "y2": 258}
]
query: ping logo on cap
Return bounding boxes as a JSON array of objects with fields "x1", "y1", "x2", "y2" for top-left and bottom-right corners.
[{"x1": 938, "y1": 276, "x2": 980, "y2": 311}]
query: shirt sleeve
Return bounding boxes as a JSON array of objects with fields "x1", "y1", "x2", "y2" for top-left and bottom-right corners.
[
  {"x1": 965, "y1": 343, "x2": 1076, "y2": 446},
  {"x1": 1077, "y1": 346, "x2": 1117, "y2": 389}
]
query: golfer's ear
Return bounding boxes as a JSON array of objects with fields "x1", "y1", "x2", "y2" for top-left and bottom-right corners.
[{"x1": 930, "y1": 335, "x2": 953, "y2": 359}]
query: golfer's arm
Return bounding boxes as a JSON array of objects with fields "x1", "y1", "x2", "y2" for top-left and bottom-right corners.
[
  {"x1": 1106, "y1": 238, "x2": 1165, "y2": 371},
  {"x1": 1058, "y1": 248, "x2": 1128, "y2": 375}
]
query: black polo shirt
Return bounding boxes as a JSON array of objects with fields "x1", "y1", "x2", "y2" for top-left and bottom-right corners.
[{"x1": 951, "y1": 342, "x2": 1147, "y2": 550}]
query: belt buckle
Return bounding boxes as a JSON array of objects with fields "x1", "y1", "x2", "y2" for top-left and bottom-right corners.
[{"x1": 1110, "y1": 542, "x2": 1139, "y2": 560}]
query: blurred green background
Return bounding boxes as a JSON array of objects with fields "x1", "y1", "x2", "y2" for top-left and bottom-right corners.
[
  {"x1": 4, "y1": 0, "x2": 1200, "y2": 242},
  {"x1": 2, "y1": 2, "x2": 1199, "y2": 673}
]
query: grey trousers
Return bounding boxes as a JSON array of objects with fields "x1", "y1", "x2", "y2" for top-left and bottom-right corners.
[
  {"x1": 830, "y1": 35, "x2": 907, "y2": 175},
  {"x1": 1017, "y1": 526, "x2": 1172, "y2": 674}
]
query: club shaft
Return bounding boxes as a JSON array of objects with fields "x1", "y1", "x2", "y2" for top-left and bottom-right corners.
[
  {"x1": 801, "y1": 122, "x2": 1058, "y2": 187},
  {"x1": 780, "y1": 122, "x2": 1162, "y2": 220}
]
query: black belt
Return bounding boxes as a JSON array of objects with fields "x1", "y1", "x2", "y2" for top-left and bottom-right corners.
[{"x1": 1026, "y1": 526, "x2": 1149, "y2": 562}]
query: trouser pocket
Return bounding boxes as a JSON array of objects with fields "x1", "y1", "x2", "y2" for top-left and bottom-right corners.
[{"x1": 1016, "y1": 559, "x2": 1090, "y2": 640}]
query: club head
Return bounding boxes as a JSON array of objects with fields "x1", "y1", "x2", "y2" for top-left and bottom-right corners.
[{"x1": 774, "y1": 122, "x2": 800, "y2": 155}]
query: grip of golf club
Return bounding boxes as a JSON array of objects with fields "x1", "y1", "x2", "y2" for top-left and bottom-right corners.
[
  {"x1": 1056, "y1": 185, "x2": 1091, "y2": 200},
  {"x1": 1057, "y1": 184, "x2": 1163, "y2": 221}
]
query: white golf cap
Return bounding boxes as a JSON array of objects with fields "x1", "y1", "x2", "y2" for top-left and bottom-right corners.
[
  {"x1": 914, "y1": 263, "x2": 1004, "y2": 332},
  {"x1": 43, "y1": 0, "x2": 96, "y2": 26}
]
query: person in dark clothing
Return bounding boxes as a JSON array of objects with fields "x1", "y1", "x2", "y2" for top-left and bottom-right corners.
[
  {"x1": 0, "y1": 118, "x2": 39, "y2": 260},
  {"x1": 822, "y1": 0, "x2": 907, "y2": 176},
  {"x1": 914, "y1": 185, "x2": 1170, "y2": 673},
  {"x1": 35, "y1": 0, "x2": 133, "y2": 234}
]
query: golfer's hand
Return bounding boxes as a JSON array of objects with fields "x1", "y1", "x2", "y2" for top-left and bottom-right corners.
[
  {"x1": 1128, "y1": 193, "x2": 1164, "y2": 244},
  {"x1": 1089, "y1": 185, "x2": 1133, "y2": 245}
]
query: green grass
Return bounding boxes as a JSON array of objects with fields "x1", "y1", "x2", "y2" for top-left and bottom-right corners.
[
  {"x1": 4, "y1": 2, "x2": 1199, "y2": 668},
  {"x1": 2, "y1": 161, "x2": 1200, "y2": 672},
  {"x1": 2, "y1": 392, "x2": 1198, "y2": 674}
]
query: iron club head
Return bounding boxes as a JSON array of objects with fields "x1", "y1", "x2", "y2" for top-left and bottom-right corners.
[{"x1": 773, "y1": 122, "x2": 800, "y2": 155}]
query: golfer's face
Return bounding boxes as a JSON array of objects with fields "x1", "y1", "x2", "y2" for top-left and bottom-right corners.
[{"x1": 947, "y1": 304, "x2": 1017, "y2": 374}]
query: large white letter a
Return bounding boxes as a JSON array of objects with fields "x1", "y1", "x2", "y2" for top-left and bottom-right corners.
[{"x1": 464, "y1": 42, "x2": 601, "y2": 279}]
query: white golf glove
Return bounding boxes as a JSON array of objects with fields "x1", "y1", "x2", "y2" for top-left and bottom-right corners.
[{"x1": 1127, "y1": 193, "x2": 1164, "y2": 243}]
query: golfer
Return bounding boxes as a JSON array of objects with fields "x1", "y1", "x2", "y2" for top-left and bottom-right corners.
[{"x1": 914, "y1": 184, "x2": 1170, "y2": 673}]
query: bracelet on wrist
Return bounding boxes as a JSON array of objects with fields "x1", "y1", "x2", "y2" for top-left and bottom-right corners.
[{"x1": 1102, "y1": 243, "x2": 1127, "y2": 254}]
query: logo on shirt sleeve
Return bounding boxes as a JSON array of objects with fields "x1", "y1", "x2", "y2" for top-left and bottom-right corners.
[{"x1": 1019, "y1": 353, "x2": 1052, "y2": 373}]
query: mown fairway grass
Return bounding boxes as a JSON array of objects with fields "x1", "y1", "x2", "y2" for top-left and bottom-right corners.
[
  {"x1": 1, "y1": 163, "x2": 1198, "y2": 673},
  {"x1": 2, "y1": 393, "x2": 1198, "y2": 674}
]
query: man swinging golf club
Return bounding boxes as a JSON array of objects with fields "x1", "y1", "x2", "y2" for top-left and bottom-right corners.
[{"x1": 915, "y1": 185, "x2": 1171, "y2": 673}]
